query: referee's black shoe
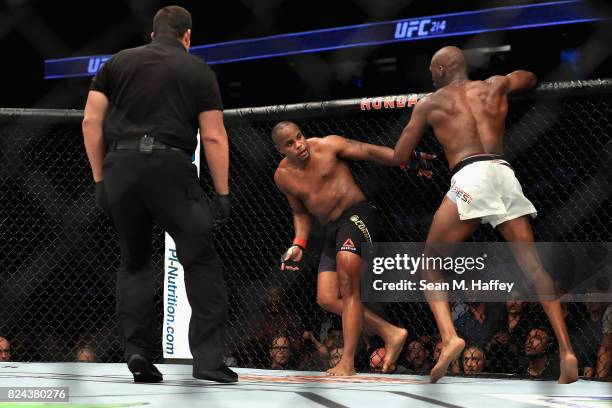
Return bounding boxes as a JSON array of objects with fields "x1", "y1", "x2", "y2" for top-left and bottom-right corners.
[
  {"x1": 193, "y1": 365, "x2": 238, "y2": 383},
  {"x1": 127, "y1": 354, "x2": 163, "y2": 383}
]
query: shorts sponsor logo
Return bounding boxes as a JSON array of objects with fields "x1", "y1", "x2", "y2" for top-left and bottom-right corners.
[
  {"x1": 451, "y1": 184, "x2": 473, "y2": 204},
  {"x1": 342, "y1": 238, "x2": 356, "y2": 251},
  {"x1": 350, "y1": 215, "x2": 372, "y2": 242}
]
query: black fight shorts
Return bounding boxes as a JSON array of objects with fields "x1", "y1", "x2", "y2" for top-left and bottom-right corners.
[{"x1": 317, "y1": 201, "x2": 381, "y2": 273}]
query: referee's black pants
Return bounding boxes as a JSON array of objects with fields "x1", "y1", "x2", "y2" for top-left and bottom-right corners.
[{"x1": 103, "y1": 149, "x2": 227, "y2": 372}]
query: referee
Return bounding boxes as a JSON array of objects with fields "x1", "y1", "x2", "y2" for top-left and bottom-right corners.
[{"x1": 82, "y1": 6, "x2": 236, "y2": 383}]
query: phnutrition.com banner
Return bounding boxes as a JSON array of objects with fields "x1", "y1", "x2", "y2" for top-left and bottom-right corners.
[{"x1": 361, "y1": 242, "x2": 612, "y2": 302}]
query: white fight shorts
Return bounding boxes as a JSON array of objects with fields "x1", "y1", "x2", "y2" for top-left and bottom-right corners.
[{"x1": 446, "y1": 155, "x2": 537, "y2": 228}]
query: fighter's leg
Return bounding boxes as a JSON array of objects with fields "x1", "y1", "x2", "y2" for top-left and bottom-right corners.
[
  {"x1": 317, "y1": 271, "x2": 407, "y2": 372},
  {"x1": 326, "y1": 251, "x2": 363, "y2": 376},
  {"x1": 425, "y1": 197, "x2": 480, "y2": 383},
  {"x1": 496, "y1": 216, "x2": 578, "y2": 384}
]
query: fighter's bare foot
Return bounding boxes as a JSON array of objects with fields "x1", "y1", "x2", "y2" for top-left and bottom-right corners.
[
  {"x1": 382, "y1": 328, "x2": 408, "y2": 373},
  {"x1": 558, "y1": 352, "x2": 578, "y2": 384},
  {"x1": 430, "y1": 336, "x2": 465, "y2": 383},
  {"x1": 326, "y1": 361, "x2": 356, "y2": 376}
]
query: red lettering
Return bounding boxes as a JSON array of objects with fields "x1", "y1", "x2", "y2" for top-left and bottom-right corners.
[
  {"x1": 407, "y1": 94, "x2": 418, "y2": 107},
  {"x1": 384, "y1": 97, "x2": 395, "y2": 109},
  {"x1": 360, "y1": 98, "x2": 372, "y2": 111}
]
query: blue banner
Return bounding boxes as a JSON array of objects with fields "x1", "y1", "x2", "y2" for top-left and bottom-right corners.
[{"x1": 44, "y1": 0, "x2": 604, "y2": 79}]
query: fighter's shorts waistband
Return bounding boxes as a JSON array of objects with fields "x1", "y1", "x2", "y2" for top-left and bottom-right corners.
[
  {"x1": 451, "y1": 154, "x2": 512, "y2": 177},
  {"x1": 328, "y1": 201, "x2": 374, "y2": 228}
]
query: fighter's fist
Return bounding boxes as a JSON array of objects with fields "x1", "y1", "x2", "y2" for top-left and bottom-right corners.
[
  {"x1": 280, "y1": 245, "x2": 304, "y2": 271},
  {"x1": 401, "y1": 150, "x2": 436, "y2": 179}
]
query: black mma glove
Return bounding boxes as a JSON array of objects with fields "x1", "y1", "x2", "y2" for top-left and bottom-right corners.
[
  {"x1": 400, "y1": 149, "x2": 436, "y2": 179},
  {"x1": 211, "y1": 193, "x2": 231, "y2": 228},
  {"x1": 400, "y1": 149, "x2": 427, "y2": 171},
  {"x1": 95, "y1": 180, "x2": 111, "y2": 216}
]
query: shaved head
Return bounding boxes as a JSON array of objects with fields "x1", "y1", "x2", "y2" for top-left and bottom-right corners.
[
  {"x1": 271, "y1": 121, "x2": 298, "y2": 145},
  {"x1": 430, "y1": 46, "x2": 468, "y2": 88}
]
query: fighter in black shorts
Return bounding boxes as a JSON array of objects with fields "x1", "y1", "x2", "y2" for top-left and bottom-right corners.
[
  {"x1": 317, "y1": 202, "x2": 381, "y2": 274},
  {"x1": 272, "y1": 121, "x2": 434, "y2": 375}
]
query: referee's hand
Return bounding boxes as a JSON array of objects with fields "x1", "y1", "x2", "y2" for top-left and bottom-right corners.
[
  {"x1": 211, "y1": 193, "x2": 231, "y2": 228},
  {"x1": 95, "y1": 180, "x2": 111, "y2": 216}
]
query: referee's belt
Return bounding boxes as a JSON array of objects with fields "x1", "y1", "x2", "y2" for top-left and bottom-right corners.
[{"x1": 107, "y1": 136, "x2": 190, "y2": 156}]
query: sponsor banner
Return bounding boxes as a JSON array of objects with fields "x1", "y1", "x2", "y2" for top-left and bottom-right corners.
[
  {"x1": 45, "y1": 1, "x2": 602, "y2": 79},
  {"x1": 162, "y1": 133, "x2": 201, "y2": 359},
  {"x1": 361, "y1": 242, "x2": 612, "y2": 302}
]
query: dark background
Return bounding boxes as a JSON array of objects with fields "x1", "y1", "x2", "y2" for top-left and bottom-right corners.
[{"x1": 0, "y1": 0, "x2": 611, "y2": 110}]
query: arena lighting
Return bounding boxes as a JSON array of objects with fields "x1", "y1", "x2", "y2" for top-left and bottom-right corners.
[{"x1": 44, "y1": 0, "x2": 603, "y2": 79}]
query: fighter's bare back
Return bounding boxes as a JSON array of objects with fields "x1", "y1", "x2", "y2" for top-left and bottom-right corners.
[{"x1": 419, "y1": 78, "x2": 512, "y2": 170}]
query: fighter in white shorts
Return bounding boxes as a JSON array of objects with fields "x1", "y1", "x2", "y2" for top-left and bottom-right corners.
[
  {"x1": 392, "y1": 46, "x2": 578, "y2": 384},
  {"x1": 447, "y1": 154, "x2": 536, "y2": 227}
]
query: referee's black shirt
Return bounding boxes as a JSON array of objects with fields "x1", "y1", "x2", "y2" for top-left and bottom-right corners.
[{"x1": 90, "y1": 35, "x2": 222, "y2": 154}]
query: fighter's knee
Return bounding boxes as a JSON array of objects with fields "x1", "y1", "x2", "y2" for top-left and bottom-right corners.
[
  {"x1": 316, "y1": 296, "x2": 336, "y2": 312},
  {"x1": 337, "y1": 274, "x2": 354, "y2": 297}
]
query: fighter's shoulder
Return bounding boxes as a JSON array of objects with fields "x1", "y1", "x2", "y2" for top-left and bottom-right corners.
[
  {"x1": 412, "y1": 92, "x2": 438, "y2": 112},
  {"x1": 317, "y1": 135, "x2": 350, "y2": 153},
  {"x1": 274, "y1": 161, "x2": 290, "y2": 186},
  {"x1": 484, "y1": 75, "x2": 511, "y2": 93},
  {"x1": 318, "y1": 135, "x2": 346, "y2": 145}
]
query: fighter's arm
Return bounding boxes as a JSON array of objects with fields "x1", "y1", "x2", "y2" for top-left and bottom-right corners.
[
  {"x1": 393, "y1": 97, "x2": 430, "y2": 164},
  {"x1": 487, "y1": 70, "x2": 537, "y2": 95},
  {"x1": 328, "y1": 135, "x2": 401, "y2": 166},
  {"x1": 82, "y1": 90, "x2": 109, "y2": 182},
  {"x1": 507, "y1": 70, "x2": 538, "y2": 93},
  {"x1": 274, "y1": 171, "x2": 311, "y2": 244}
]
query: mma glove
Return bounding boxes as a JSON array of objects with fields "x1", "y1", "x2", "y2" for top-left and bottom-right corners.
[
  {"x1": 280, "y1": 240, "x2": 306, "y2": 271},
  {"x1": 400, "y1": 149, "x2": 432, "y2": 172},
  {"x1": 211, "y1": 193, "x2": 231, "y2": 228}
]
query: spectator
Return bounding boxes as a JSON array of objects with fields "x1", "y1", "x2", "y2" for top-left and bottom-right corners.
[
  {"x1": 0, "y1": 337, "x2": 11, "y2": 362},
  {"x1": 462, "y1": 345, "x2": 485, "y2": 375},
  {"x1": 328, "y1": 343, "x2": 344, "y2": 370},
  {"x1": 572, "y1": 301, "x2": 606, "y2": 378},
  {"x1": 251, "y1": 287, "x2": 304, "y2": 346},
  {"x1": 486, "y1": 331, "x2": 519, "y2": 374},
  {"x1": 8, "y1": 334, "x2": 31, "y2": 362},
  {"x1": 40, "y1": 334, "x2": 67, "y2": 362},
  {"x1": 596, "y1": 304, "x2": 611, "y2": 378},
  {"x1": 505, "y1": 297, "x2": 532, "y2": 350},
  {"x1": 522, "y1": 328, "x2": 559, "y2": 379},
  {"x1": 433, "y1": 337, "x2": 460, "y2": 375},
  {"x1": 237, "y1": 339, "x2": 266, "y2": 369},
  {"x1": 325, "y1": 327, "x2": 343, "y2": 345},
  {"x1": 75, "y1": 346, "x2": 96, "y2": 363},
  {"x1": 404, "y1": 340, "x2": 432, "y2": 374},
  {"x1": 270, "y1": 335, "x2": 293, "y2": 370},
  {"x1": 299, "y1": 331, "x2": 327, "y2": 371},
  {"x1": 454, "y1": 302, "x2": 503, "y2": 345}
]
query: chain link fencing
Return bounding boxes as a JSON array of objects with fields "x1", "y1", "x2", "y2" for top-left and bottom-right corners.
[{"x1": 0, "y1": 80, "x2": 611, "y2": 380}]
